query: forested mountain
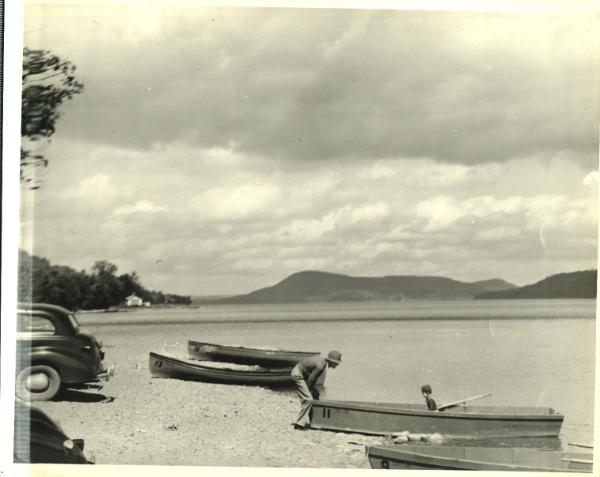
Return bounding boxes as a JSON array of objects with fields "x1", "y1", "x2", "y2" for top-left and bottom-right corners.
[
  {"x1": 469, "y1": 278, "x2": 517, "y2": 293},
  {"x1": 209, "y1": 271, "x2": 517, "y2": 304},
  {"x1": 475, "y1": 270, "x2": 597, "y2": 299},
  {"x1": 17, "y1": 250, "x2": 191, "y2": 310}
]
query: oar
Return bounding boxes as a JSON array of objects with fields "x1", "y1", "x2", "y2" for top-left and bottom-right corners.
[
  {"x1": 568, "y1": 441, "x2": 594, "y2": 449},
  {"x1": 438, "y1": 392, "x2": 492, "y2": 411}
]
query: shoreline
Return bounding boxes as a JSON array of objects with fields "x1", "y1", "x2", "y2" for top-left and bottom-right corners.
[
  {"x1": 29, "y1": 322, "x2": 384, "y2": 468},
  {"x1": 32, "y1": 371, "x2": 383, "y2": 467}
]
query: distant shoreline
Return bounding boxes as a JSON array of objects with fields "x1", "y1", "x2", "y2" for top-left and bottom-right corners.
[{"x1": 80, "y1": 313, "x2": 596, "y2": 328}]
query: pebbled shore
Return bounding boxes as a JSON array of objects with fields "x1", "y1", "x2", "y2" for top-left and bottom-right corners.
[{"x1": 29, "y1": 328, "x2": 385, "y2": 469}]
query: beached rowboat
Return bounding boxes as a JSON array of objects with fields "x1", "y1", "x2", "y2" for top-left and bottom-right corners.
[
  {"x1": 149, "y1": 352, "x2": 295, "y2": 386},
  {"x1": 309, "y1": 400, "x2": 563, "y2": 438},
  {"x1": 186, "y1": 341, "x2": 326, "y2": 385},
  {"x1": 367, "y1": 445, "x2": 592, "y2": 472},
  {"x1": 187, "y1": 340, "x2": 320, "y2": 366}
]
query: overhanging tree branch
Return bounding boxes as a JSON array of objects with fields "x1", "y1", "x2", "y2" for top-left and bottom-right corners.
[{"x1": 21, "y1": 48, "x2": 84, "y2": 186}]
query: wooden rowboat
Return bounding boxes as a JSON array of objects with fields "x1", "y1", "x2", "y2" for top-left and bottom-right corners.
[
  {"x1": 309, "y1": 400, "x2": 563, "y2": 438},
  {"x1": 187, "y1": 340, "x2": 320, "y2": 366},
  {"x1": 149, "y1": 352, "x2": 296, "y2": 386},
  {"x1": 186, "y1": 341, "x2": 326, "y2": 385},
  {"x1": 367, "y1": 444, "x2": 592, "y2": 472}
]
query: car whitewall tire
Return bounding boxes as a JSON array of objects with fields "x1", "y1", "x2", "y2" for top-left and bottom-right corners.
[{"x1": 16, "y1": 365, "x2": 62, "y2": 401}]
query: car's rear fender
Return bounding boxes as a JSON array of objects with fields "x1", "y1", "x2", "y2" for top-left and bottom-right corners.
[{"x1": 19, "y1": 348, "x2": 100, "y2": 384}]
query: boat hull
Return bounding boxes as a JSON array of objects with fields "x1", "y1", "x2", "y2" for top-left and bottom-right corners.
[
  {"x1": 149, "y1": 352, "x2": 294, "y2": 387},
  {"x1": 187, "y1": 341, "x2": 326, "y2": 385},
  {"x1": 187, "y1": 340, "x2": 319, "y2": 366},
  {"x1": 367, "y1": 445, "x2": 592, "y2": 472},
  {"x1": 310, "y1": 400, "x2": 564, "y2": 438}
]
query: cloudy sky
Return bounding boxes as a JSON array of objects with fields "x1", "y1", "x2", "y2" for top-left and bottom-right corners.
[{"x1": 18, "y1": 2, "x2": 598, "y2": 295}]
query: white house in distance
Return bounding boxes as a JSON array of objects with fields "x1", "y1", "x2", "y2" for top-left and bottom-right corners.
[{"x1": 125, "y1": 294, "x2": 143, "y2": 307}]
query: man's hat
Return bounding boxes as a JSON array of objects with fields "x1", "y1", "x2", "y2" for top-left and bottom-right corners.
[
  {"x1": 421, "y1": 384, "x2": 432, "y2": 393},
  {"x1": 326, "y1": 350, "x2": 342, "y2": 364}
]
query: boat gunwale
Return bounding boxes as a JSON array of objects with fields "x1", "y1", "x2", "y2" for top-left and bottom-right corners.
[
  {"x1": 310, "y1": 400, "x2": 564, "y2": 421},
  {"x1": 188, "y1": 340, "x2": 320, "y2": 357},
  {"x1": 367, "y1": 445, "x2": 592, "y2": 472},
  {"x1": 149, "y1": 352, "x2": 293, "y2": 378},
  {"x1": 310, "y1": 422, "x2": 562, "y2": 438}
]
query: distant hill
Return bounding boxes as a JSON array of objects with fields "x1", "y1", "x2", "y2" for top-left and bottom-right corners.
[
  {"x1": 469, "y1": 278, "x2": 518, "y2": 293},
  {"x1": 208, "y1": 271, "x2": 517, "y2": 304},
  {"x1": 475, "y1": 270, "x2": 597, "y2": 299}
]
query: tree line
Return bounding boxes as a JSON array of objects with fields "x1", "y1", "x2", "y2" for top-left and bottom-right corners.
[{"x1": 18, "y1": 250, "x2": 191, "y2": 310}]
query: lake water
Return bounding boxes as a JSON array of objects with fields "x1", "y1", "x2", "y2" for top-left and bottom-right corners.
[{"x1": 79, "y1": 299, "x2": 596, "y2": 447}]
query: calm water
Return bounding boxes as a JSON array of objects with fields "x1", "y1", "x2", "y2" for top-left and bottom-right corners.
[{"x1": 80, "y1": 299, "x2": 596, "y2": 446}]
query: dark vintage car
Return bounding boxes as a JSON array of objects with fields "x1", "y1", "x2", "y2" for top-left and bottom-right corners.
[
  {"x1": 14, "y1": 401, "x2": 93, "y2": 464},
  {"x1": 16, "y1": 303, "x2": 114, "y2": 401}
]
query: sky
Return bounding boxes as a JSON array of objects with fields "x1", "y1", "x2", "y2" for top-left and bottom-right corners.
[{"x1": 17, "y1": 2, "x2": 599, "y2": 296}]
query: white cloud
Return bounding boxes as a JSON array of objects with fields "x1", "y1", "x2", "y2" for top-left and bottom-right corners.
[
  {"x1": 339, "y1": 203, "x2": 392, "y2": 227},
  {"x1": 416, "y1": 193, "x2": 596, "y2": 234},
  {"x1": 113, "y1": 200, "x2": 167, "y2": 216},
  {"x1": 277, "y1": 202, "x2": 391, "y2": 244},
  {"x1": 367, "y1": 161, "x2": 398, "y2": 179},
  {"x1": 302, "y1": 174, "x2": 341, "y2": 197},
  {"x1": 339, "y1": 240, "x2": 403, "y2": 262},
  {"x1": 279, "y1": 213, "x2": 339, "y2": 243},
  {"x1": 475, "y1": 226, "x2": 522, "y2": 241},
  {"x1": 583, "y1": 170, "x2": 599, "y2": 186},
  {"x1": 192, "y1": 182, "x2": 281, "y2": 221},
  {"x1": 233, "y1": 258, "x2": 275, "y2": 271},
  {"x1": 63, "y1": 173, "x2": 119, "y2": 205},
  {"x1": 416, "y1": 196, "x2": 464, "y2": 231},
  {"x1": 201, "y1": 146, "x2": 247, "y2": 167},
  {"x1": 524, "y1": 195, "x2": 572, "y2": 229},
  {"x1": 282, "y1": 257, "x2": 328, "y2": 271},
  {"x1": 367, "y1": 159, "x2": 472, "y2": 187}
]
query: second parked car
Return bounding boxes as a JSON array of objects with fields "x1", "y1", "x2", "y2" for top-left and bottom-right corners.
[{"x1": 14, "y1": 401, "x2": 94, "y2": 463}]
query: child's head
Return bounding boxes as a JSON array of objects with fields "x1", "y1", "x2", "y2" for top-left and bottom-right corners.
[{"x1": 421, "y1": 384, "x2": 433, "y2": 396}]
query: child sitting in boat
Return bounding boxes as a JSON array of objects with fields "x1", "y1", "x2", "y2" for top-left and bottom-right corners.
[{"x1": 421, "y1": 384, "x2": 438, "y2": 411}]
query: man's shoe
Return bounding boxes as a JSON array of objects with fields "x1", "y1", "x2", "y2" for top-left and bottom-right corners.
[{"x1": 293, "y1": 423, "x2": 309, "y2": 430}]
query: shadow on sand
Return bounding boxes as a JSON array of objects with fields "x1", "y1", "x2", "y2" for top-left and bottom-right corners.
[{"x1": 54, "y1": 388, "x2": 115, "y2": 403}]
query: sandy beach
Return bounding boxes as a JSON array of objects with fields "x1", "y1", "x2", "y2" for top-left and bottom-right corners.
[{"x1": 30, "y1": 323, "x2": 385, "y2": 469}]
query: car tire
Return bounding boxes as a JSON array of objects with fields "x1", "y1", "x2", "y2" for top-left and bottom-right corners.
[{"x1": 16, "y1": 365, "x2": 62, "y2": 401}]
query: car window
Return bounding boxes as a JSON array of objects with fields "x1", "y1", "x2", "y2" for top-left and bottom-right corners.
[
  {"x1": 68, "y1": 313, "x2": 80, "y2": 331},
  {"x1": 17, "y1": 313, "x2": 56, "y2": 334}
]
